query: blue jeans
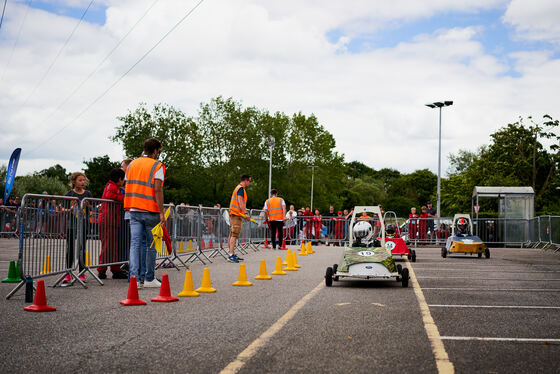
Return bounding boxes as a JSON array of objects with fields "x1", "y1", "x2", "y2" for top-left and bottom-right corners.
[{"x1": 129, "y1": 211, "x2": 159, "y2": 282}]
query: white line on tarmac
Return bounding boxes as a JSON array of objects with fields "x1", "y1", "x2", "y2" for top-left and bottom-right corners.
[
  {"x1": 412, "y1": 269, "x2": 560, "y2": 273},
  {"x1": 422, "y1": 287, "x2": 560, "y2": 292},
  {"x1": 440, "y1": 336, "x2": 560, "y2": 344},
  {"x1": 406, "y1": 259, "x2": 455, "y2": 374},
  {"x1": 417, "y1": 276, "x2": 560, "y2": 281},
  {"x1": 219, "y1": 281, "x2": 324, "y2": 374},
  {"x1": 428, "y1": 304, "x2": 560, "y2": 309}
]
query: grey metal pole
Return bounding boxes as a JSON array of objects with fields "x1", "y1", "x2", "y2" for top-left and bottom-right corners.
[
  {"x1": 268, "y1": 145, "x2": 272, "y2": 197},
  {"x1": 437, "y1": 106, "x2": 442, "y2": 224},
  {"x1": 310, "y1": 165, "x2": 315, "y2": 211}
]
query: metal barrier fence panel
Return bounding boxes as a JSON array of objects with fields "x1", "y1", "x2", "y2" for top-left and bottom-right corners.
[
  {"x1": 174, "y1": 205, "x2": 208, "y2": 264},
  {"x1": 0, "y1": 206, "x2": 19, "y2": 238},
  {"x1": 549, "y1": 216, "x2": 560, "y2": 247}
]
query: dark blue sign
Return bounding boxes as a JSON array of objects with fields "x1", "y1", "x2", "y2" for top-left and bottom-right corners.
[{"x1": 4, "y1": 148, "x2": 21, "y2": 204}]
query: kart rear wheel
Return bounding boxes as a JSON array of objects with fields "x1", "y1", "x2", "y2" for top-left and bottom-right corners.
[
  {"x1": 478, "y1": 252, "x2": 482, "y2": 258},
  {"x1": 441, "y1": 248, "x2": 447, "y2": 258},
  {"x1": 411, "y1": 250, "x2": 417, "y2": 262},
  {"x1": 325, "y1": 267, "x2": 333, "y2": 287},
  {"x1": 397, "y1": 264, "x2": 402, "y2": 275},
  {"x1": 332, "y1": 264, "x2": 339, "y2": 281},
  {"x1": 485, "y1": 248, "x2": 490, "y2": 258},
  {"x1": 401, "y1": 268, "x2": 409, "y2": 288}
]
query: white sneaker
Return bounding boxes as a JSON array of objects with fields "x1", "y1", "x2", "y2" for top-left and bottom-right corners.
[
  {"x1": 143, "y1": 279, "x2": 161, "y2": 288},
  {"x1": 136, "y1": 280, "x2": 144, "y2": 289}
]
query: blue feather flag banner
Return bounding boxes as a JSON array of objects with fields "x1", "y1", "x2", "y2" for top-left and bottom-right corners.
[{"x1": 4, "y1": 148, "x2": 22, "y2": 203}]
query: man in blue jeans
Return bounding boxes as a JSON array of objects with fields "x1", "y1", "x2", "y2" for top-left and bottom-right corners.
[{"x1": 124, "y1": 138, "x2": 166, "y2": 288}]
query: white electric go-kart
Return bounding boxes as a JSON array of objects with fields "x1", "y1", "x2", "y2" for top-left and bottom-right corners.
[{"x1": 325, "y1": 206, "x2": 409, "y2": 288}]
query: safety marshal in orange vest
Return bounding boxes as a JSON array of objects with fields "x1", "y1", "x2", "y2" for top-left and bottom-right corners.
[
  {"x1": 227, "y1": 174, "x2": 251, "y2": 263},
  {"x1": 264, "y1": 189, "x2": 286, "y2": 250},
  {"x1": 124, "y1": 138, "x2": 166, "y2": 288}
]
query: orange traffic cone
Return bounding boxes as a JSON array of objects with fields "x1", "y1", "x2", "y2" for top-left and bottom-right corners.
[
  {"x1": 281, "y1": 239, "x2": 287, "y2": 250},
  {"x1": 255, "y1": 259, "x2": 272, "y2": 280},
  {"x1": 120, "y1": 276, "x2": 147, "y2": 306},
  {"x1": 178, "y1": 270, "x2": 199, "y2": 297},
  {"x1": 282, "y1": 249, "x2": 292, "y2": 265},
  {"x1": 209, "y1": 237, "x2": 214, "y2": 248},
  {"x1": 200, "y1": 238, "x2": 206, "y2": 250},
  {"x1": 306, "y1": 241, "x2": 314, "y2": 254},
  {"x1": 151, "y1": 274, "x2": 179, "y2": 302},
  {"x1": 292, "y1": 251, "x2": 301, "y2": 268},
  {"x1": 299, "y1": 241, "x2": 307, "y2": 256},
  {"x1": 271, "y1": 257, "x2": 287, "y2": 275},
  {"x1": 195, "y1": 268, "x2": 216, "y2": 293},
  {"x1": 232, "y1": 264, "x2": 253, "y2": 286},
  {"x1": 262, "y1": 237, "x2": 270, "y2": 249},
  {"x1": 24, "y1": 280, "x2": 56, "y2": 312},
  {"x1": 284, "y1": 250, "x2": 298, "y2": 271}
]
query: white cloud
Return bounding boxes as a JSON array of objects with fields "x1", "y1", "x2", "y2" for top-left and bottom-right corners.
[
  {"x1": 503, "y1": 0, "x2": 560, "y2": 43},
  {"x1": 0, "y1": 0, "x2": 559, "y2": 185}
]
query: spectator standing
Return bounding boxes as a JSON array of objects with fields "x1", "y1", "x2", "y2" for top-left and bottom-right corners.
[
  {"x1": 303, "y1": 206, "x2": 313, "y2": 240},
  {"x1": 296, "y1": 209, "x2": 305, "y2": 243},
  {"x1": 118, "y1": 158, "x2": 133, "y2": 270},
  {"x1": 313, "y1": 209, "x2": 322, "y2": 244},
  {"x1": 228, "y1": 174, "x2": 251, "y2": 263},
  {"x1": 124, "y1": 138, "x2": 165, "y2": 288},
  {"x1": 323, "y1": 205, "x2": 336, "y2": 246},
  {"x1": 97, "y1": 168, "x2": 127, "y2": 280},
  {"x1": 62, "y1": 172, "x2": 93, "y2": 286},
  {"x1": 285, "y1": 205, "x2": 297, "y2": 244},
  {"x1": 264, "y1": 189, "x2": 287, "y2": 249},
  {"x1": 426, "y1": 201, "x2": 437, "y2": 242},
  {"x1": 334, "y1": 211, "x2": 345, "y2": 246},
  {"x1": 408, "y1": 207, "x2": 419, "y2": 240},
  {"x1": 419, "y1": 206, "x2": 428, "y2": 241}
]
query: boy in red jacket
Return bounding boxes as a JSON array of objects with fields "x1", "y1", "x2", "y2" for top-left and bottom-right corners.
[{"x1": 97, "y1": 168, "x2": 127, "y2": 279}]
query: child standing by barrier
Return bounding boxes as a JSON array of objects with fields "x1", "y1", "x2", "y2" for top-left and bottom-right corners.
[
  {"x1": 408, "y1": 207, "x2": 419, "y2": 240},
  {"x1": 97, "y1": 169, "x2": 127, "y2": 279},
  {"x1": 62, "y1": 172, "x2": 93, "y2": 286}
]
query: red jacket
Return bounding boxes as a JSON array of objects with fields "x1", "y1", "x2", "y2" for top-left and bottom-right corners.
[{"x1": 99, "y1": 180, "x2": 124, "y2": 225}]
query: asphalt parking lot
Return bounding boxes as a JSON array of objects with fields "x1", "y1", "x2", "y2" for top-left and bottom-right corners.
[{"x1": 1, "y1": 239, "x2": 559, "y2": 373}]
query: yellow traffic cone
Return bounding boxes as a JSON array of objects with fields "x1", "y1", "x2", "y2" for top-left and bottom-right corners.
[
  {"x1": 187, "y1": 240, "x2": 194, "y2": 252},
  {"x1": 282, "y1": 249, "x2": 292, "y2": 265},
  {"x1": 195, "y1": 268, "x2": 216, "y2": 293},
  {"x1": 40, "y1": 256, "x2": 51, "y2": 275},
  {"x1": 306, "y1": 241, "x2": 314, "y2": 254},
  {"x1": 292, "y1": 251, "x2": 301, "y2": 268},
  {"x1": 271, "y1": 257, "x2": 287, "y2": 275},
  {"x1": 178, "y1": 270, "x2": 199, "y2": 297},
  {"x1": 299, "y1": 241, "x2": 307, "y2": 256},
  {"x1": 284, "y1": 250, "x2": 298, "y2": 271},
  {"x1": 178, "y1": 241, "x2": 186, "y2": 253},
  {"x1": 255, "y1": 259, "x2": 272, "y2": 280},
  {"x1": 85, "y1": 251, "x2": 91, "y2": 267},
  {"x1": 232, "y1": 264, "x2": 253, "y2": 286}
]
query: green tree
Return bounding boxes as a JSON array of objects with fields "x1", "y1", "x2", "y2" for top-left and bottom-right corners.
[
  {"x1": 82, "y1": 155, "x2": 120, "y2": 198},
  {"x1": 34, "y1": 164, "x2": 69, "y2": 184},
  {"x1": 12, "y1": 175, "x2": 67, "y2": 197}
]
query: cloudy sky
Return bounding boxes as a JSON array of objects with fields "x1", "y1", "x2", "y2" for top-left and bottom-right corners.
[{"x1": 1, "y1": 0, "x2": 559, "y2": 177}]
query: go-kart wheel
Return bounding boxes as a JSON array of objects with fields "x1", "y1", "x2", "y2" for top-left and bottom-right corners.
[
  {"x1": 441, "y1": 248, "x2": 447, "y2": 258},
  {"x1": 333, "y1": 264, "x2": 338, "y2": 273},
  {"x1": 411, "y1": 250, "x2": 417, "y2": 262},
  {"x1": 401, "y1": 268, "x2": 409, "y2": 288},
  {"x1": 407, "y1": 253, "x2": 411, "y2": 260},
  {"x1": 478, "y1": 252, "x2": 482, "y2": 258},
  {"x1": 485, "y1": 248, "x2": 490, "y2": 259},
  {"x1": 325, "y1": 267, "x2": 333, "y2": 287},
  {"x1": 397, "y1": 264, "x2": 402, "y2": 275}
]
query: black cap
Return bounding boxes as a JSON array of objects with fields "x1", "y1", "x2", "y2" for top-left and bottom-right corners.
[{"x1": 427, "y1": 201, "x2": 432, "y2": 204}]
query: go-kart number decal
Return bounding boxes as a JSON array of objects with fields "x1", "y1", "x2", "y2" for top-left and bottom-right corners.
[
  {"x1": 385, "y1": 241, "x2": 396, "y2": 250},
  {"x1": 357, "y1": 251, "x2": 374, "y2": 257}
]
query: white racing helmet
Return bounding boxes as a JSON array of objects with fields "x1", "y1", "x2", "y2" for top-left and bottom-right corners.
[{"x1": 353, "y1": 221, "x2": 373, "y2": 242}]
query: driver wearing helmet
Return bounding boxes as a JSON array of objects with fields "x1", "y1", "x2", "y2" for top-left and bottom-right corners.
[
  {"x1": 386, "y1": 223, "x2": 397, "y2": 238},
  {"x1": 352, "y1": 221, "x2": 372, "y2": 247},
  {"x1": 456, "y1": 218, "x2": 470, "y2": 236}
]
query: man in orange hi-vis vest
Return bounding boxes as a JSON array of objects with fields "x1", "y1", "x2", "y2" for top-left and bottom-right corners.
[
  {"x1": 228, "y1": 174, "x2": 251, "y2": 263},
  {"x1": 264, "y1": 189, "x2": 286, "y2": 249},
  {"x1": 124, "y1": 138, "x2": 165, "y2": 288}
]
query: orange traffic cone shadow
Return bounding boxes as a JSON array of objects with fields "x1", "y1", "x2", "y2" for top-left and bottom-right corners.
[
  {"x1": 120, "y1": 276, "x2": 147, "y2": 306},
  {"x1": 195, "y1": 268, "x2": 216, "y2": 293},
  {"x1": 24, "y1": 280, "x2": 56, "y2": 312},
  {"x1": 232, "y1": 264, "x2": 253, "y2": 286},
  {"x1": 255, "y1": 260, "x2": 272, "y2": 280},
  {"x1": 271, "y1": 257, "x2": 287, "y2": 275},
  {"x1": 292, "y1": 252, "x2": 301, "y2": 268},
  {"x1": 151, "y1": 274, "x2": 179, "y2": 302},
  {"x1": 178, "y1": 270, "x2": 199, "y2": 297}
]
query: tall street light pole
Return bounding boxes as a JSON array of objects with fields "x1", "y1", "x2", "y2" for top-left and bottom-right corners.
[
  {"x1": 425, "y1": 100, "x2": 453, "y2": 222},
  {"x1": 310, "y1": 165, "x2": 317, "y2": 211},
  {"x1": 268, "y1": 136, "x2": 275, "y2": 197}
]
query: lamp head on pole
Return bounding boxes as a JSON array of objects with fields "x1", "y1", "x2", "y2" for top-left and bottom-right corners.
[
  {"x1": 425, "y1": 101, "x2": 453, "y2": 108},
  {"x1": 268, "y1": 135, "x2": 275, "y2": 149}
]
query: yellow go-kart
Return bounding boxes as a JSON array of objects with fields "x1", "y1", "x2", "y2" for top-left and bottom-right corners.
[{"x1": 441, "y1": 214, "x2": 490, "y2": 259}]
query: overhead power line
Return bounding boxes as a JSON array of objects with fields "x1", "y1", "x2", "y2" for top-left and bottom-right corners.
[
  {"x1": 0, "y1": 0, "x2": 8, "y2": 31},
  {"x1": 0, "y1": 0, "x2": 33, "y2": 84},
  {"x1": 21, "y1": 0, "x2": 95, "y2": 107},
  {"x1": 27, "y1": 0, "x2": 207, "y2": 156}
]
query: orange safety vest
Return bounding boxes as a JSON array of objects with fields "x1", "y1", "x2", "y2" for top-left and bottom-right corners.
[
  {"x1": 357, "y1": 215, "x2": 371, "y2": 221},
  {"x1": 124, "y1": 157, "x2": 165, "y2": 213},
  {"x1": 265, "y1": 197, "x2": 284, "y2": 221},
  {"x1": 229, "y1": 183, "x2": 247, "y2": 217}
]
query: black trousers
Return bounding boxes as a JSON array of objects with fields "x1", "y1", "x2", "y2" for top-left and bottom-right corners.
[{"x1": 270, "y1": 220, "x2": 284, "y2": 249}]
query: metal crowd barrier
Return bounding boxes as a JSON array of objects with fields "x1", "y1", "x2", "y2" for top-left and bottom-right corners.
[{"x1": 0, "y1": 205, "x2": 19, "y2": 238}]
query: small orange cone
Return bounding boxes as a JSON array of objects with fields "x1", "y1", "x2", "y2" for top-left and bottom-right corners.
[
  {"x1": 178, "y1": 241, "x2": 186, "y2": 253},
  {"x1": 120, "y1": 276, "x2": 147, "y2": 306},
  {"x1": 255, "y1": 259, "x2": 272, "y2": 280},
  {"x1": 262, "y1": 237, "x2": 270, "y2": 249},
  {"x1": 284, "y1": 250, "x2": 298, "y2": 271},
  {"x1": 292, "y1": 251, "x2": 301, "y2": 268},
  {"x1": 151, "y1": 274, "x2": 179, "y2": 302},
  {"x1": 306, "y1": 241, "x2": 314, "y2": 254},
  {"x1": 282, "y1": 249, "x2": 292, "y2": 265},
  {"x1": 200, "y1": 238, "x2": 206, "y2": 250},
  {"x1": 299, "y1": 241, "x2": 307, "y2": 256},
  {"x1": 85, "y1": 251, "x2": 92, "y2": 267},
  {"x1": 187, "y1": 240, "x2": 194, "y2": 251},
  {"x1": 209, "y1": 237, "x2": 214, "y2": 248},
  {"x1": 195, "y1": 268, "x2": 216, "y2": 293},
  {"x1": 232, "y1": 264, "x2": 253, "y2": 286},
  {"x1": 178, "y1": 270, "x2": 199, "y2": 297},
  {"x1": 271, "y1": 257, "x2": 287, "y2": 275},
  {"x1": 24, "y1": 280, "x2": 56, "y2": 312},
  {"x1": 40, "y1": 255, "x2": 51, "y2": 275},
  {"x1": 281, "y1": 239, "x2": 287, "y2": 250}
]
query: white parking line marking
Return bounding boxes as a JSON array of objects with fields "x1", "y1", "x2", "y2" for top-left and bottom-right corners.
[
  {"x1": 219, "y1": 281, "x2": 324, "y2": 374},
  {"x1": 371, "y1": 302, "x2": 386, "y2": 307},
  {"x1": 413, "y1": 269, "x2": 560, "y2": 273},
  {"x1": 417, "y1": 277, "x2": 560, "y2": 281},
  {"x1": 336, "y1": 302, "x2": 351, "y2": 306},
  {"x1": 406, "y1": 259, "x2": 455, "y2": 374},
  {"x1": 429, "y1": 304, "x2": 560, "y2": 309},
  {"x1": 440, "y1": 336, "x2": 560, "y2": 344},
  {"x1": 422, "y1": 288, "x2": 560, "y2": 292}
]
